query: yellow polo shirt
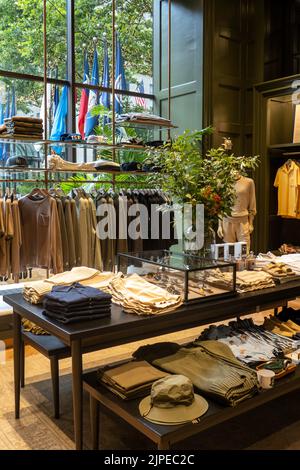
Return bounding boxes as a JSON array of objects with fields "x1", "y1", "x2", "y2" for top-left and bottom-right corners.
[{"x1": 274, "y1": 161, "x2": 300, "y2": 217}]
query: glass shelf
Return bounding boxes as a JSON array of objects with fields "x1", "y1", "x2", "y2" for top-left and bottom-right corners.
[
  {"x1": 0, "y1": 167, "x2": 152, "y2": 176},
  {"x1": 0, "y1": 137, "x2": 160, "y2": 153}
]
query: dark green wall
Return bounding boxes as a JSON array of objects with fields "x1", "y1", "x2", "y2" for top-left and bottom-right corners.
[{"x1": 153, "y1": 0, "x2": 204, "y2": 133}]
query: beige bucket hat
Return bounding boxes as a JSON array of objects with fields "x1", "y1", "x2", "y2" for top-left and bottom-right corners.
[{"x1": 139, "y1": 375, "x2": 208, "y2": 426}]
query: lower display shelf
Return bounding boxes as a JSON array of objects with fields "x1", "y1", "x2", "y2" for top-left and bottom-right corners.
[{"x1": 83, "y1": 365, "x2": 300, "y2": 449}]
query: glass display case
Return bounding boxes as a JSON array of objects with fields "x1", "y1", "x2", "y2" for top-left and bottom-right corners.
[{"x1": 117, "y1": 250, "x2": 237, "y2": 304}]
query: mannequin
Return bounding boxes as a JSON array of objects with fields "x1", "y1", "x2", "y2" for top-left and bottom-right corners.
[{"x1": 218, "y1": 174, "x2": 257, "y2": 250}]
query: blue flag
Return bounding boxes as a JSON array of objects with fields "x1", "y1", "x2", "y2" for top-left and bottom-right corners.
[
  {"x1": 85, "y1": 48, "x2": 99, "y2": 136},
  {"x1": 100, "y1": 40, "x2": 110, "y2": 126},
  {"x1": 53, "y1": 67, "x2": 60, "y2": 119},
  {"x1": 115, "y1": 33, "x2": 127, "y2": 114},
  {"x1": 50, "y1": 85, "x2": 68, "y2": 142}
]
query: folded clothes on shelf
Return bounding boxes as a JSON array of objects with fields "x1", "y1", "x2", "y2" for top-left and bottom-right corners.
[
  {"x1": 97, "y1": 360, "x2": 169, "y2": 400},
  {"x1": 196, "y1": 318, "x2": 297, "y2": 365},
  {"x1": 133, "y1": 340, "x2": 259, "y2": 407},
  {"x1": 116, "y1": 112, "x2": 173, "y2": 127},
  {"x1": 205, "y1": 269, "x2": 275, "y2": 293},
  {"x1": 23, "y1": 267, "x2": 119, "y2": 304},
  {"x1": 48, "y1": 154, "x2": 120, "y2": 172},
  {"x1": 43, "y1": 283, "x2": 112, "y2": 324},
  {"x1": 261, "y1": 262, "x2": 296, "y2": 280},
  {"x1": 4, "y1": 116, "x2": 43, "y2": 139},
  {"x1": 109, "y1": 273, "x2": 183, "y2": 315}
]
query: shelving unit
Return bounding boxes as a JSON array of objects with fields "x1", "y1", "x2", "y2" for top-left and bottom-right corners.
[{"x1": 253, "y1": 74, "x2": 300, "y2": 252}]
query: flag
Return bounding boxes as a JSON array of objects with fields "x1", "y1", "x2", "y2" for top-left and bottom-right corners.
[
  {"x1": 134, "y1": 80, "x2": 146, "y2": 108},
  {"x1": 53, "y1": 67, "x2": 60, "y2": 120},
  {"x1": 50, "y1": 85, "x2": 68, "y2": 141},
  {"x1": 115, "y1": 33, "x2": 127, "y2": 114},
  {"x1": 84, "y1": 48, "x2": 99, "y2": 137},
  {"x1": 10, "y1": 85, "x2": 16, "y2": 117},
  {"x1": 100, "y1": 39, "x2": 110, "y2": 125},
  {"x1": 78, "y1": 51, "x2": 90, "y2": 138}
]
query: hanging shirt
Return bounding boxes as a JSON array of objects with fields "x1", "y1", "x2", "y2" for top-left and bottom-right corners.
[{"x1": 274, "y1": 161, "x2": 300, "y2": 217}]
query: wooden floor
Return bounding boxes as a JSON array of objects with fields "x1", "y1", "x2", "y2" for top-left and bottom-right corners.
[{"x1": 1, "y1": 305, "x2": 300, "y2": 450}]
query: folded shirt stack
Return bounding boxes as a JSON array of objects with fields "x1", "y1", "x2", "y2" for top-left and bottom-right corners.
[
  {"x1": 4, "y1": 116, "x2": 43, "y2": 139},
  {"x1": 23, "y1": 267, "x2": 119, "y2": 304},
  {"x1": 43, "y1": 282, "x2": 112, "y2": 324},
  {"x1": 109, "y1": 273, "x2": 183, "y2": 315},
  {"x1": 206, "y1": 269, "x2": 275, "y2": 293},
  {"x1": 97, "y1": 360, "x2": 169, "y2": 400}
]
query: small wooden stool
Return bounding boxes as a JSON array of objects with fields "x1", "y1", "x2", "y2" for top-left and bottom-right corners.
[{"x1": 20, "y1": 330, "x2": 71, "y2": 418}]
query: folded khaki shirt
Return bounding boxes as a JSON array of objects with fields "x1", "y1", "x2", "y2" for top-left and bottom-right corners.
[{"x1": 110, "y1": 273, "x2": 183, "y2": 315}]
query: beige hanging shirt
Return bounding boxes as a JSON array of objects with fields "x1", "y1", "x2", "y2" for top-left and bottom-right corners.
[{"x1": 274, "y1": 161, "x2": 300, "y2": 217}]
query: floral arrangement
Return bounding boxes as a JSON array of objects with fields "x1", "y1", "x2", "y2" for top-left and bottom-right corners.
[{"x1": 147, "y1": 127, "x2": 259, "y2": 228}]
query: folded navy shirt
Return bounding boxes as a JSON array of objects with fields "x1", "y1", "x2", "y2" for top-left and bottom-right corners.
[{"x1": 43, "y1": 283, "x2": 112, "y2": 307}]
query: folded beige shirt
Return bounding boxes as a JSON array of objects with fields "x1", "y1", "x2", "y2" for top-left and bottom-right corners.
[{"x1": 110, "y1": 273, "x2": 183, "y2": 315}]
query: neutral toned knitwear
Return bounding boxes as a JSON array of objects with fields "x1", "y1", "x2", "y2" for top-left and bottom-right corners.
[
  {"x1": 88, "y1": 197, "x2": 102, "y2": 271},
  {"x1": 99, "y1": 361, "x2": 168, "y2": 390},
  {"x1": 4, "y1": 199, "x2": 14, "y2": 276},
  {"x1": 10, "y1": 200, "x2": 22, "y2": 276},
  {"x1": 63, "y1": 199, "x2": 76, "y2": 268},
  {"x1": 0, "y1": 199, "x2": 6, "y2": 275},
  {"x1": 153, "y1": 341, "x2": 259, "y2": 407},
  {"x1": 56, "y1": 198, "x2": 69, "y2": 270},
  {"x1": 70, "y1": 199, "x2": 81, "y2": 266},
  {"x1": 230, "y1": 176, "x2": 257, "y2": 218},
  {"x1": 0, "y1": 198, "x2": 4, "y2": 237},
  {"x1": 19, "y1": 195, "x2": 63, "y2": 274}
]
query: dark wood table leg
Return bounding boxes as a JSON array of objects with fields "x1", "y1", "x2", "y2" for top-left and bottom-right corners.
[
  {"x1": 13, "y1": 311, "x2": 21, "y2": 419},
  {"x1": 158, "y1": 440, "x2": 170, "y2": 450},
  {"x1": 90, "y1": 395, "x2": 99, "y2": 450},
  {"x1": 71, "y1": 339, "x2": 83, "y2": 450}
]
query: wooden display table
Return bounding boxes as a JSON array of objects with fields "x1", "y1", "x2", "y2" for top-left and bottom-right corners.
[
  {"x1": 83, "y1": 366, "x2": 300, "y2": 450},
  {"x1": 4, "y1": 281, "x2": 300, "y2": 450}
]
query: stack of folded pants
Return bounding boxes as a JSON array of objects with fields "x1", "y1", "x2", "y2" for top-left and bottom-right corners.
[
  {"x1": 4, "y1": 116, "x2": 43, "y2": 139},
  {"x1": 97, "y1": 360, "x2": 169, "y2": 400},
  {"x1": 43, "y1": 282, "x2": 112, "y2": 323}
]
